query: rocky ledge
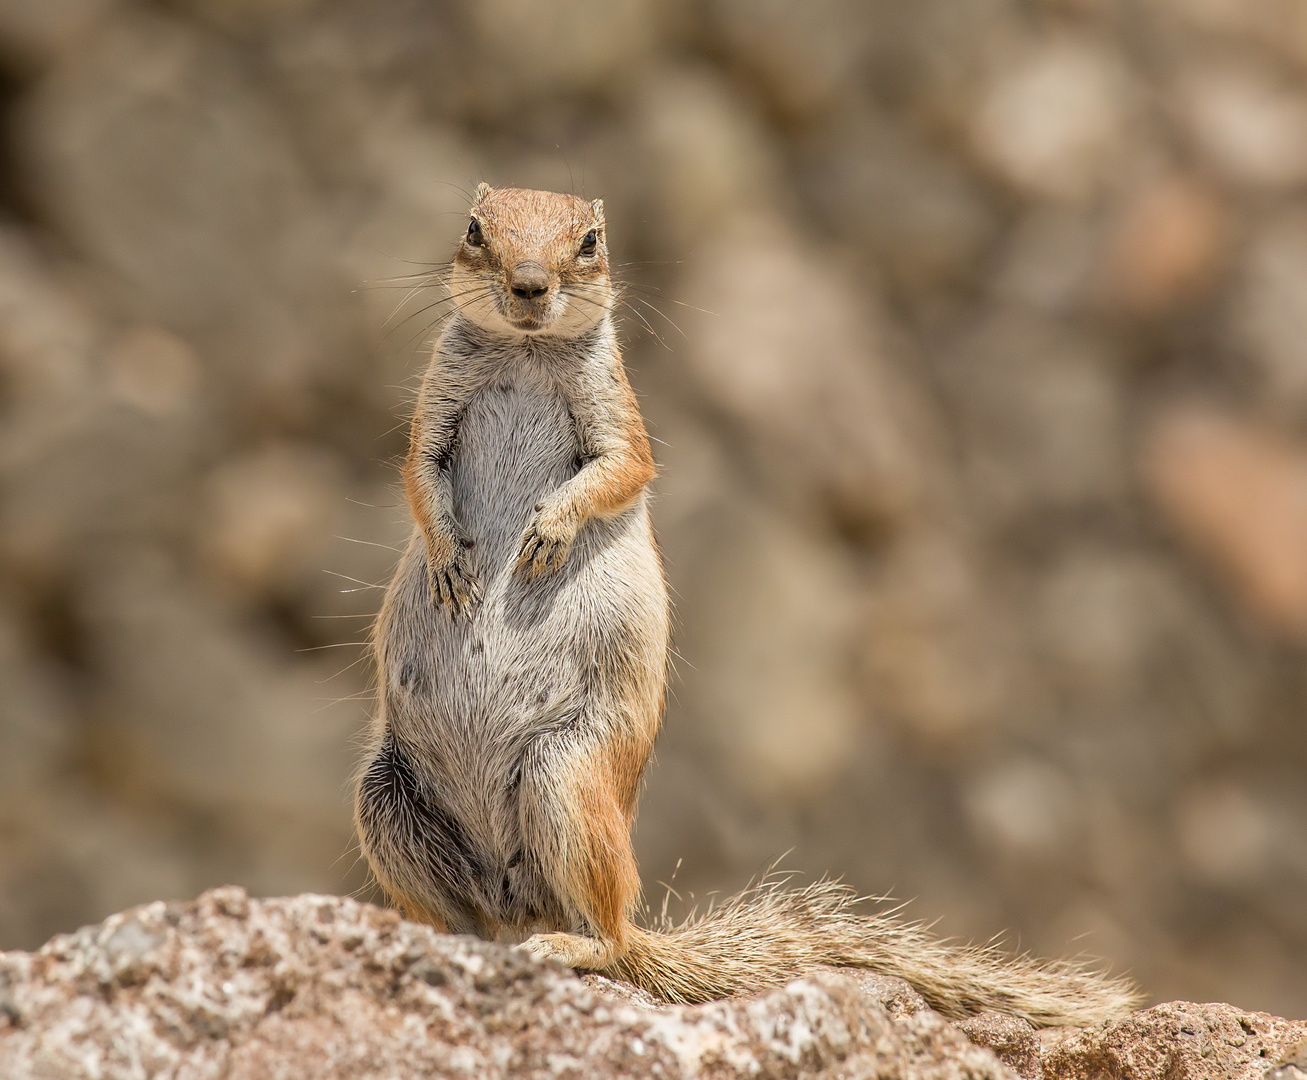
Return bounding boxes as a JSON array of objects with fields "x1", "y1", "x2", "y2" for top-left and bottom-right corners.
[{"x1": 0, "y1": 888, "x2": 1303, "y2": 1080}]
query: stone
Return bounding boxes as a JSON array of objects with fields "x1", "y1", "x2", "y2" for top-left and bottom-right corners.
[
  {"x1": 962, "y1": 757, "x2": 1080, "y2": 861},
  {"x1": 1268, "y1": 1037, "x2": 1307, "y2": 1080},
  {"x1": 1142, "y1": 405, "x2": 1307, "y2": 635},
  {"x1": 1153, "y1": 0, "x2": 1307, "y2": 70},
  {"x1": 464, "y1": 0, "x2": 662, "y2": 106},
  {"x1": 863, "y1": 531, "x2": 1027, "y2": 740},
  {"x1": 197, "y1": 441, "x2": 346, "y2": 598},
  {"x1": 1173, "y1": 781, "x2": 1272, "y2": 886},
  {"x1": 5, "y1": 889, "x2": 1305, "y2": 1080},
  {"x1": 956, "y1": 1012, "x2": 1040, "y2": 1079},
  {"x1": 0, "y1": 0, "x2": 114, "y2": 71},
  {"x1": 634, "y1": 67, "x2": 785, "y2": 250},
  {"x1": 647, "y1": 426, "x2": 868, "y2": 797},
  {"x1": 1042, "y1": 1000, "x2": 1307, "y2": 1080},
  {"x1": 676, "y1": 213, "x2": 941, "y2": 536},
  {"x1": 1176, "y1": 64, "x2": 1307, "y2": 189},
  {"x1": 972, "y1": 38, "x2": 1133, "y2": 202},
  {"x1": 19, "y1": 11, "x2": 309, "y2": 329},
  {"x1": 1098, "y1": 174, "x2": 1228, "y2": 315},
  {"x1": 799, "y1": 105, "x2": 997, "y2": 290},
  {"x1": 0, "y1": 888, "x2": 1020, "y2": 1080},
  {"x1": 1233, "y1": 213, "x2": 1307, "y2": 414},
  {"x1": 102, "y1": 325, "x2": 204, "y2": 420},
  {"x1": 940, "y1": 312, "x2": 1125, "y2": 521},
  {"x1": 994, "y1": 207, "x2": 1099, "y2": 312},
  {"x1": 706, "y1": 0, "x2": 874, "y2": 119}
]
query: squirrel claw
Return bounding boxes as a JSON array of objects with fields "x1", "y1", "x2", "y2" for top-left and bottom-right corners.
[
  {"x1": 516, "y1": 518, "x2": 572, "y2": 578},
  {"x1": 428, "y1": 548, "x2": 482, "y2": 619}
]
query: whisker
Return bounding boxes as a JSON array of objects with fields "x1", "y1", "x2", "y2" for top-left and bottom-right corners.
[
  {"x1": 629, "y1": 295, "x2": 686, "y2": 340},
  {"x1": 382, "y1": 287, "x2": 496, "y2": 349},
  {"x1": 324, "y1": 569, "x2": 386, "y2": 589},
  {"x1": 362, "y1": 263, "x2": 452, "y2": 285},
  {"x1": 381, "y1": 280, "x2": 442, "y2": 329},
  {"x1": 381, "y1": 290, "x2": 462, "y2": 336},
  {"x1": 434, "y1": 180, "x2": 477, "y2": 203},
  {"x1": 393, "y1": 289, "x2": 498, "y2": 355},
  {"x1": 334, "y1": 535, "x2": 403, "y2": 553}
]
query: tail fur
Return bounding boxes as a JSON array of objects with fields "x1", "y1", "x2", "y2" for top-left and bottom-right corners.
[{"x1": 600, "y1": 879, "x2": 1140, "y2": 1027}]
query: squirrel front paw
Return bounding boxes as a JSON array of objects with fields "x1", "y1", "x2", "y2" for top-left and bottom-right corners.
[
  {"x1": 517, "y1": 502, "x2": 577, "y2": 578},
  {"x1": 427, "y1": 540, "x2": 482, "y2": 618}
]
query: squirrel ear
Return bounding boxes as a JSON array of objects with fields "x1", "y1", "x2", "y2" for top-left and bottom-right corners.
[
  {"x1": 590, "y1": 198, "x2": 605, "y2": 224},
  {"x1": 474, "y1": 182, "x2": 493, "y2": 204}
]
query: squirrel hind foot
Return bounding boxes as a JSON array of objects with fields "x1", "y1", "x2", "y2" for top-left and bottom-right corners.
[{"x1": 518, "y1": 931, "x2": 620, "y2": 971}]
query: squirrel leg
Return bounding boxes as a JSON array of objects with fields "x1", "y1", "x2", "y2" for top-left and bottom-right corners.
[
  {"x1": 514, "y1": 735, "x2": 644, "y2": 970},
  {"x1": 397, "y1": 898, "x2": 449, "y2": 933},
  {"x1": 517, "y1": 377, "x2": 656, "y2": 578},
  {"x1": 407, "y1": 458, "x2": 480, "y2": 619},
  {"x1": 405, "y1": 398, "x2": 481, "y2": 618}
]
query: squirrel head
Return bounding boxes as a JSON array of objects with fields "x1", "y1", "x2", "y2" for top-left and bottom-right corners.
[{"x1": 449, "y1": 183, "x2": 611, "y2": 337}]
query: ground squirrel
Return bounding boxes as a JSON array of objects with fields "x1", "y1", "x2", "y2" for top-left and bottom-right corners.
[{"x1": 354, "y1": 184, "x2": 1140, "y2": 1026}]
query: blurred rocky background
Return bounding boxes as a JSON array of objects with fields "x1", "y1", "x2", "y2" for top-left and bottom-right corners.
[{"x1": 0, "y1": 0, "x2": 1304, "y2": 1021}]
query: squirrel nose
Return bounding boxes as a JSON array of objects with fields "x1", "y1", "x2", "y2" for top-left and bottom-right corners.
[{"x1": 510, "y1": 261, "x2": 551, "y2": 300}]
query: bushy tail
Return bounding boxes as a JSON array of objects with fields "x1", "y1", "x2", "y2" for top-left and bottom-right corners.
[{"x1": 601, "y1": 879, "x2": 1140, "y2": 1027}]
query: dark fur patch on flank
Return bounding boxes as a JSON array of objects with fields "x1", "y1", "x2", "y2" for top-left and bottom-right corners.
[{"x1": 356, "y1": 735, "x2": 493, "y2": 931}]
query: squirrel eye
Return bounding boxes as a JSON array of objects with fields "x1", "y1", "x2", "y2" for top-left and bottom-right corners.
[
  {"x1": 466, "y1": 219, "x2": 484, "y2": 247},
  {"x1": 579, "y1": 229, "x2": 597, "y2": 256}
]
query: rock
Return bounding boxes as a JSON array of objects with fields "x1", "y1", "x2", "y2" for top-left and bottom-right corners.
[
  {"x1": 1098, "y1": 174, "x2": 1228, "y2": 315},
  {"x1": 634, "y1": 67, "x2": 785, "y2": 250},
  {"x1": 1233, "y1": 212, "x2": 1307, "y2": 415},
  {"x1": 972, "y1": 38, "x2": 1134, "y2": 202},
  {"x1": 0, "y1": 604, "x2": 75, "y2": 804},
  {"x1": 1173, "y1": 781, "x2": 1272, "y2": 886},
  {"x1": 956, "y1": 1012, "x2": 1040, "y2": 1079},
  {"x1": 994, "y1": 207, "x2": 1100, "y2": 313},
  {"x1": 1032, "y1": 549, "x2": 1205, "y2": 705},
  {"x1": 19, "y1": 11, "x2": 307, "y2": 328},
  {"x1": 80, "y1": 556, "x2": 362, "y2": 832},
  {"x1": 1142, "y1": 405, "x2": 1307, "y2": 635},
  {"x1": 463, "y1": 0, "x2": 663, "y2": 107},
  {"x1": 649, "y1": 421, "x2": 868, "y2": 797},
  {"x1": 1269, "y1": 1037, "x2": 1307, "y2": 1080},
  {"x1": 101, "y1": 325, "x2": 204, "y2": 420},
  {"x1": 676, "y1": 213, "x2": 941, "y2": 536},
  {"x1": 1176, "y1": 64, "x2": 1307, "y2": 190},
  {"x1": 1153, "y1": 0, "x2": 1307, "y2": 70},
  {"x1": 1042, "y1": 1000, "x2": 1307, "y2": 1080},
  {"x1": 706, "y1": 0, "x2": 874, "y2": 119},
  {"x1": 17, "y1": 8, "x2": 351, "y2": 416},
  {"x1": 0, "y1": 888, "x2": 1020, "y2": 1080},
  {"x1": 0, "y1": 0, "x2": 115, "y2": 72},
  {"x1": 963, "y1": 757, "x2": 1081, "y2": 862},
  {"x1": 863, "y1": 531, "x2": 1028, "y2": 740},
  {"x1": 940, "y1": 312, "x2": 1125, "y2": 522},
  {"x1": 799, "y1": 105, "x2": 997, "y2": 290},
  {"x1": 4, "y1": 888, "x2": 1305, "y2": 1080},
  {"x1": 197, "y1": 441, "x2": 346, "y2": 599}
]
